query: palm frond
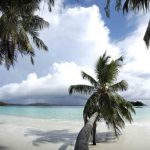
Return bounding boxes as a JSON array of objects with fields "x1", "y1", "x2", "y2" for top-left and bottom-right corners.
[
  {"x1": 23, "y1": 15, "x2": 49, "y2": 30},
  {"x1": 104, "y1": 0, "x2": 123, "y2": 17},
  {"x1": 105, "y1": 56, "x2": 123, "y2": 84},
  {"x1": 95, "y1": 52, "x2": 122, "y2": 84},
  {"x1": 117, "y1": 104, "x2": 133, "y2": 122},
  {"x1": 105, "y1": 110, "x2": 123, "y2": 137},
  {"x1": 69, "y1": 85, "x2": 95, "y2": 95},
  {"x1": 114, "y1": 95, "x2": 135, "y2": 121},
  {"x1": 103, "y1": 93, "x2": 133, "y2": 136},
  {"x1": 0, "y1": 0, "x2": 49, "y2": 69},
  {"x1": 47, "y1": 0, "x2": 55, "y2": 11},
  {"x1": 95, "y1": 51, "x2": 111, "y2": 84},
  {"x1": 98, "y1": 93, "x2": 111, "y2": 109},
  {"x1": 32, "y1": 36, "x2": 48, "y2": 51},
  {"x1": 116, "y1": 95, "x2": 135, "y2": 114},
  {"x1": 83, "y1": 92, "x2": 99, "y2": 123},
  {"x1": 114, "y1": 56, "x2": 124, "y2": 67},
  {"x1": 110, "y1": 120, "x2": 122, "y2": 137},
  {"x1": 106, "y1": 61, "x2": 119, "y2": 83},
  {"x1": 115, "y1": 0, "x2": 122, "y2": 11},
  {"x1": 104, "y1": 0, "x2": 111, "y2": 17},
  {"x1": 144, "y1": 20, "x2": 150, "y2": 48},
  {"x1": 81, "y1": 71, "x2": 98, "y2": 87},
  {"x1": 123, "y1": 0, "x2": 150, "y2": 13},
  {"x1": 109, "y1": 80, "x2": 128, "y2": 92},
  {"x1": 102, "y1": 51, "x2": 111, "y2": 64}
]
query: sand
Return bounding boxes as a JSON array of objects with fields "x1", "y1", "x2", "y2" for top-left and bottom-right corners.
[{"x1": 0, "y1": 115, "x2": 150, "y2": 150}]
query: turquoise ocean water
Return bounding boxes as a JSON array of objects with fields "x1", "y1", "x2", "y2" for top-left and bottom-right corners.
[{"x1": 0, "y1": 106, "x2": 150, "y2": 121}]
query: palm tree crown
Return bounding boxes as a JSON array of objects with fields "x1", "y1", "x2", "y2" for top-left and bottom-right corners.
[
  {"x1": 69, "y1": 52, "x2": 135, "y2": 136},
  {"x1": 0, "y1": 0, "x2": 53, "y2": 69}
]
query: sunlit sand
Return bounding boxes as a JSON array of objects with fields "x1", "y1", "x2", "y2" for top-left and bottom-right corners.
[{"x1": 0, "y1": 115, "x2": 150, "y2": 150}]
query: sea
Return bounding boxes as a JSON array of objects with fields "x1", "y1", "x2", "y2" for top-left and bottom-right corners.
[{"x1": 0, "y1": 106, "x2": 150, "y2": 122}]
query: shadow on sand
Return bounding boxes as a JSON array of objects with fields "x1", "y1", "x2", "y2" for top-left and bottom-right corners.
[
  {"x1": 25, "y1": 129, "x2": 77, "y2": 150},
  {"x1": 0, "y1": 122, "x2": 5, "y2": 125},
  {"x1": 96, "y1": 131, "x2": 118, "y2": 143},
  {"x1": 0, "y1": 145, "x2": 9, "y2": 150},
  {"x1": 25, "y1": 129, "x2": 118, "y2": 150}
]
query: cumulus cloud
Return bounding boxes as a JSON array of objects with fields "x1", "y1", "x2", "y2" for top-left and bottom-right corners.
[
  {"x1": 116, "y1": 13, "x2": 150, "y2": 104},
  {"x1": 38, "y1": 3, "x2": 120, "y2": 66},
  {"x1": 0, "y1": 62, "x2": 93, "y2": 104},
  {"x1": 0, "y1": 1, "x2": 120, "y2": 85},
  {"x1": 0, "y1": 0, "x2": 150, "y2": 105}
]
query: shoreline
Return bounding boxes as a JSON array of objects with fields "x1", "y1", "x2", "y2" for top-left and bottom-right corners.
[{"x1": 0, "y1": 115, "x2": 150, "y2": 150}]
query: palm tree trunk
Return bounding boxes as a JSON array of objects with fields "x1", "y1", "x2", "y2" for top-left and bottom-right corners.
[
  {"x1": 74, "y1": 112, "x2": 98, "y2": 150},
  {"x1": 92, "y1": 120, "x2": 96, "y2": 145}
]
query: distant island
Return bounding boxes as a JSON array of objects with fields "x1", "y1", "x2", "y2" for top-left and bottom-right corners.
[
  {"x1": 0, "y1": 101, "x2": 83, "y2": 106},
  {"x1": 0, "y1": 101, "x2": 146, "y2": 107},
  {"x1": 0, "y1": 101, "x2": 8, "y2": 106},
  {"x1": 0, "y1": 101, "x2": 52, "y2": 106},
  {"x1": 129, "y1": 101, "x2": 146, "y2": 106},
  {"x1": 0, "y1": 102, "x2": 55, "y2": 106}
]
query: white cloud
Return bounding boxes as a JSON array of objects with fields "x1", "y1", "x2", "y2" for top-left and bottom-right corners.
[
  {"x1": 38, "y1": 3, "x2": 120, "y2": 66},
  {"x1": 0, "y1": 1, "x2": 150, "y2": 104},
  {"x1": 0, "y1": 1, "x2": 120, "y2": 84},
  {"x1": 0, "y1": 62, "x2": 93, "y2": 103},
  {"x1": 117, "y1": 13, "x2": 150, "y2": 103}
]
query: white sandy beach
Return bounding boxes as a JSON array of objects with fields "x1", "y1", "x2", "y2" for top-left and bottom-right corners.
[{"x1": 0, "y1": 115, "x2": 150, "y2": 150}]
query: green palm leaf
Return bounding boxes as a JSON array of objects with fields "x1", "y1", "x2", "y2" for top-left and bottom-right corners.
[
  {"x1": 81, "y1": 71, "x2": 98, "y2": 87},
  {"x1": 114, "y1": 56, "x2": 124, "y2": 67},
  {"x1": 0, "y1": 0, "x2": 49, "y2": 69},
  {"x1": 69, "y1": 85, "x2": 95, "y2": 95},
  {"x1": 109, "y1": 80, "x2": 128, "y2": 92},
  {"x1": 83, "y1": 92, "x2": 99, "y2": 123},
  {"x1": 144, "y1": 21, "x2": 150, "y2": 48},
  {"x1": 123, "y1": 0, "x2": 150, "y2": 12}
]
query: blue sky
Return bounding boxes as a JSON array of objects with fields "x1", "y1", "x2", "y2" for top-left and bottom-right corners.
[
  {"x1": 63, "y1": 0, "x2": 136, "y2": 40},
  {"x1": 0, "y1": 0, "x2": 150, "y2": 105}
]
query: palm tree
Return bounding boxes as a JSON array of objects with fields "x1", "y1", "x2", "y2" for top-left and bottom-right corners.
[
  {"x1": 0, "y1": 0, "x2": 55, "y2": 12},
  {"x1": 104, "y1": 0, "x2": 150, "y2": 47},
  {"x1": 69, "y1": 52, "x2": 135, "y2": 145},
  {"x1": 0, "y1": 0, "x2": 54, "y2": 69}
]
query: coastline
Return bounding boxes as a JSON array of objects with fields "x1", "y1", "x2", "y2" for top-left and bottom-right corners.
[
  {"x1": 0, "y1": 114, "x2": 150, "y2": 150},
  {"x1": 0, "y1": 115, "x2": 82, "y2": 150}
]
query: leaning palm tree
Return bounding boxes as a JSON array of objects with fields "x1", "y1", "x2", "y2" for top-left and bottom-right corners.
[
  {"x1": 69, "y1": 52, "x2": 135, "y2": 145},
  {"x1": 0, "y1": 0, "x2": 52, "y2": 69}
]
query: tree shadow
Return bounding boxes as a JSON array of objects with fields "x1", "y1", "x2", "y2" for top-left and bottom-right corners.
[
  {"x1": 0, "y1": 145, "x2": 9, "y2": 150},
  {"x1": 25, "y1": 129, "x2": 119, "y2": 149},
  {"x1": 96, "y1": 131, "x2": 118, "y2": 143},
  {"x1": 25, "y1": 129, "x2": 78, "y2": 150},
  {"x1": 0, "y1": 122, "x2": 5, "y2": 125}
]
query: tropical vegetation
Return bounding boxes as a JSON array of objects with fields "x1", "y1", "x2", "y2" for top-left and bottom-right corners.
[
  {"x1": 129, "y1": 101, "x2": 146, "y2": 106},
  {"x1": 104, "y1": 0, "x2": 150, "y2": 47},
  {"x1": 0, "y1": 0, "x2": 54, "y2": 69},
  {"x1": 0, "y1": 101, "x2": 8, "y2": 106},
  {"x1": 69, "y1": 52, "x2": 135, "y2": 145}
]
